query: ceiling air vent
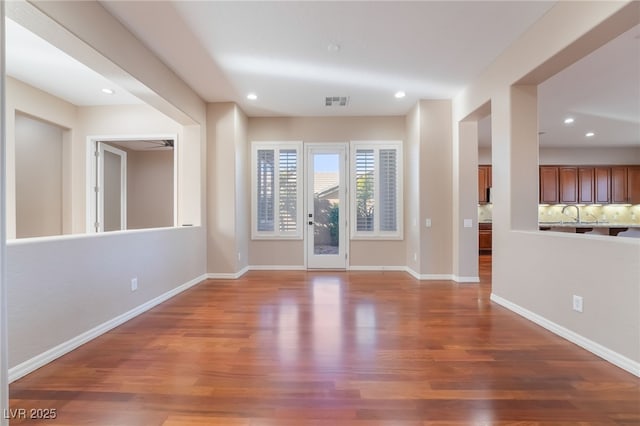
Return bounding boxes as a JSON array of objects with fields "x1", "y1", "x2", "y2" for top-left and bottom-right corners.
[{"x1": 325, "y1": 96, "x2": 349, "y2": 107}]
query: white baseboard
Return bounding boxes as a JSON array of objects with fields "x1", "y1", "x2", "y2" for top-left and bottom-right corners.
[
  {"x1": 207, "y1": 266, "x2": 249, "y2": 279},
  {"x1": 453, "y1": 275, "x2": 480, "y2": 283},
  {"x1": 8, "y1": 274, "x2": 208, "y2": 383},
  {"x1": 348, "y1": 265, "x2": 406, "y2": 271},
  {"x1": 490, "y1": 293, "x2": 640, "y2": 377},
  {"x1": 207, "y1": 266, "x2": 474, "y2": 285},
  {"x1": 406, "y1": 267, "x2": 455, "y2": 281},
  {"x1": 405, "y1": 267, "x2": 421, "y2": 280},
  {"x1": 248, "y1": 265, "x2": 306, "y2": 271}
]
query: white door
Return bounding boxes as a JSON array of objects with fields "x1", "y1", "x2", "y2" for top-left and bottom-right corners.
[
  {"x1": 97, "y1": 143, "x2": 127, "y2": 232},
  {"x1": 306, "y1": 144, "x2": 347, "y2": 269}
]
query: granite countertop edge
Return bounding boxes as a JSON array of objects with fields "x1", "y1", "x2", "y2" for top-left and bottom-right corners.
[{"x1": 537, "y1": 223, "x2": 640, "y2": 228}]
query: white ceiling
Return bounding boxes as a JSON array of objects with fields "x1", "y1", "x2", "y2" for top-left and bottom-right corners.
[
  {"x1": 5, "y1": 18, "x2": 142, "y2": 107},
  {"x1": 102, "y1": 1, "x2": 555, "y2": 117},
  {"x1": 5, "y1": 2, "x2": 639, "y2": 149},
  {"x1": 478, "y1": 23, "x2": 640, "y2": 149}
]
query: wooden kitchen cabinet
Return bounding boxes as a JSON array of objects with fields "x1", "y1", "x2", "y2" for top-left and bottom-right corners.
[
  {"x1": 594, "y1": 167, "x2": 610, "y2": 204},
  {"x1": 539, "y1": 165, "x2": 637, "y2": 205},
  {"x1": 539, "y1": 166, "x2": 559, "y2": 203},
  {"x1": 559, "y1": 167, "x2": 578, "y2": 203},
  {"x1": 628, "y1": 166, "x2": 640, "y2": 204},
  {"x1": 478, "y1": 165, "x2": 492, "y2": 204},
  {"x1": 611, "y1": 167, "x2": 628, "y2": 203},
  {"x1": 479, "y1": 222, "x2": 492, "y2": 253},
  {"x1": 578, "y1": 167, "x2": 594, "y2": 204}
]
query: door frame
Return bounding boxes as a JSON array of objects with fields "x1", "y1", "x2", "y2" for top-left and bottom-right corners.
[
  {"x1": 86, "y1": 134, "x2": 179, "y2": 233},
  {"x1": 97, "y1": 143, "x2": 127, "y2": 232},
  {"x1": 304, "y1": 143, "x2": 349, "y2": 269}
]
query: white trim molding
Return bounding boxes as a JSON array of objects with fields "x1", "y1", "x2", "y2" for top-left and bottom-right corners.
[
  {"x1": 491, "y1": 293, "x2": 640, "y2": 377},
  {"x1": 207, "y1": 266, "x2": 250, "y2": 280},
  {"x1": 405, "y1": 267, "x2": 455, "y2": 281},
  {"x1": 453, "y1": 275, "x2": 480, "y2": 283},
  {"x1": 348, "y1": 265, "x2": 406, "y2": 272},
  {"x1": 248, "y1": 265, "x2": 306, "y2": 271},
  {"x1": 8, "y1": 274, "x2": 207, "y2": 383}
]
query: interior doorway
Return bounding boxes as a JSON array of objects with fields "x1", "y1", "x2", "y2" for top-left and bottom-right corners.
[
  {"x1": 97, "y1": 143, "x2": 127, "y2": 232},
  {"x1": 305, "y1": 144, "x2": 348, "y2": 269},
  {"x1": 87, "y1": 135, "x2": 178, "y2": 233}
]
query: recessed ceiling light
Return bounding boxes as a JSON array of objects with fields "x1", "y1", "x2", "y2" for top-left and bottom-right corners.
[
  {"x1": 101, "y1": 88, "x2": 115, "y2": 95},
  {"x1": 563, "y1": 117, "x2": 574, "y2": 124},
  {"x1": 247, "y1": 93, "x2": 257, "y2": 100},
  {"x1": 327, "y1": 43, "x2": 341, "y2": 53},
  {"x1": 394, "y1": 91, "x2": 406, "y2": 99},
  {"x1": 585, "y1": 132, "x2": 595, "y2": 137}
]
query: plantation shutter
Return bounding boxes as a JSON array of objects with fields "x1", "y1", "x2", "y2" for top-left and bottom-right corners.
[
  {"x1": 379, "y1": 149, "x2": 397, "y2": 232},
  {"x1": 256, "y1": 149, "x2": 275, "y2": 232},
  {"x1": 278, "y1": 149, "x2": 297, "y2": 233},
  {"x1": 355, "y1": 149, "x2": 375, "y2": 232}
]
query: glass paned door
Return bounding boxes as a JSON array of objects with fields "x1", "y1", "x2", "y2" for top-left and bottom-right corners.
[{"x1": 306, "y1": 144, "x2": 347, "y2": 269}]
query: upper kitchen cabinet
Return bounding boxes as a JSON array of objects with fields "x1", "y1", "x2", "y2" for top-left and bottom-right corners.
[
  {"x1": 578, "y1": 167, "x2": 595, "y2": 204},
  {"x1": 627, "y1": 166, "x2": 640, "y2": 204},
  {"x1": 559, "y1": 167, "x2": 578, "y2": 204},
  {"x1": 540, "y1": 165, "x2": 638, "y2": 205},
  {"x1": 540, "y1": 166, "x2": 559, "y2": 204},
  {"x1": 594, "y1": 167, "x2": 611, "y2": 204},
  {"x1": 478, "y1": 165, "x2": 492, "y2": 204},
  {"x1": 611, "y1": 167, "x2": 628, "y2": 203},
  {"x1": 578, "y1": 167, "x2": 610, "y2": 204},
  {"x1": 611, "y1": 166, "x2": 640, "y2": 204}
]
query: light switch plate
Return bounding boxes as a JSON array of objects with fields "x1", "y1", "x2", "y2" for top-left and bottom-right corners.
[
  {"x1": 425, "y1": 218, "x2": 432, "y2": 228},
  {"x1": 464, "y1": 219, "x2": 472, "y2": 228}
]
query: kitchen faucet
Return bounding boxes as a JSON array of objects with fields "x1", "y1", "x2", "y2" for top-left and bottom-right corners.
[{"x1": 561, "y1": 205, "x2": 580, "y2": 224}]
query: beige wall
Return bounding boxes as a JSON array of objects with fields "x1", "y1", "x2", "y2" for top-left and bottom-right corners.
[
  {"x1": 235, "y1": 108, "x2": 250, "y2": 271},
  {"x1": 7, "y1": 226, "x2": 205, "y2": 368},
  {"x1": 207, "y1": 103, "x2": 250, "y2": 274},
  {"x1": 419, "y1": 101, "x2": 454, "y2": 276},
  {"x1": 4, "y1": 1, "x2": 208, "y2": 386},
  {"x1": 77, "y1": 105, "x2": 185, "y2": 233},
  {"x1": 127, "y1": 150, "x2": 174, "y2": 230},
  {"x1": 480, "y1": 146, "x2": 640, "y2": 165},
  {"x1": 14, "y1": 113, "x2": 64, "y2": 238},
  {"x1": 478, "y1": 147, "x2": 492, "y2": 165},
  {"x1": 6, "y1": 77, "x2": 76, "y2": 240},
  {"x1": 6, "y1": 79, "x2": 191, "y2": 236},
  {"x1": 405, "y1": 103, "x2": 421, "y2": 273},
  {"x1": 539, "y1": 147, "x2": 640, "y2": 164},
  {"x1": 405, "y1": 101, "x2": 457, "y2": 278},
  {"x1": 454, "y1": 1, "x2": 640, "y2": 369},
  {"x1": 247, "y1": 116, "x2": 406, "y2": 267}
]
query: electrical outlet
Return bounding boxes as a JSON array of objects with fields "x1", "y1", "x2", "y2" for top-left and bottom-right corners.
[
  {"x1": 131, "y1": 278, "x2": 138, "y2": 292},
  {"x1": 572, "y1": 295, "x2": 583, "y2": 313},
  {"x1": 425, "y1": 218, "x2": 432, "y2": 228}
]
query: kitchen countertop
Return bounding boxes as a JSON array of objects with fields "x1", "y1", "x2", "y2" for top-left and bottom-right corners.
[{"x1": 538, "y1": 222, "x2": 640, "y2": 228}]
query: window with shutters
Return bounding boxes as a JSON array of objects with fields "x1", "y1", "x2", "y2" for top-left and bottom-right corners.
[
  {"x1": 350, "y1": 141, "x2": 403, "y2": 239},
  {"x1": 251, "y1": 142, "x2": 303, "y2": 239}
]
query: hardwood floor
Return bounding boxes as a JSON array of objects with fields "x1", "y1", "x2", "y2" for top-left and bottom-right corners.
[{"x1": 9, "y1": 256, "x2": 640, "y2": 425}]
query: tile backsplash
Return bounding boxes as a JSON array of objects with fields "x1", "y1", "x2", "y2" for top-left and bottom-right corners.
[
  {"x1": 478, "y1": 204, "x2": 493, "y2": 222},
  {"x1": 538, "y1": 204, "x2": 640, "y2": 224},
  {"x1": 478, "y1": 204, "x2": 640, "y2": 224}
]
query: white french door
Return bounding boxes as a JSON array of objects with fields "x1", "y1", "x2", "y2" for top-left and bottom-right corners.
[{"x1": 305, "y1": 144, "x2": 347, "y2": 269}]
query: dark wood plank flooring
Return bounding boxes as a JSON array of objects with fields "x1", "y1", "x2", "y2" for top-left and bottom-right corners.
[{"x1": 9, "y1": 255, "x2": 640, "y2": 425}]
